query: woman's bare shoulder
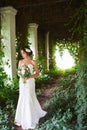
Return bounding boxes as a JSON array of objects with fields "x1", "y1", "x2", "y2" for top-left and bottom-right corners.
[
  {"x1": 31, "y1": 60, "x2": 37, "y2": 66},
  {"x1": 19, "y1": 59, "x2": 23, "y2": 63},
  {"x1": 18, "y1": 59, "x2": 24, "y2": 65}
]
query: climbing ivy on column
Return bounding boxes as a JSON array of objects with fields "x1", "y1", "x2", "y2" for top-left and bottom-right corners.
[{"x1": 70, "y1": 2, "x2": 87, "y2": 129}]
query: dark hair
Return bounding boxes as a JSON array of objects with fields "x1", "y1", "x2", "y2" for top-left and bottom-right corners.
[{"x1": 20, "y1": 46, "x2": 33, "y2": 56}]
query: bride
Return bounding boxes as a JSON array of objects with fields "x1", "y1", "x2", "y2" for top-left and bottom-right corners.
[{"x1": 14, "y1": 46, "x2": 47, "y2": 130}]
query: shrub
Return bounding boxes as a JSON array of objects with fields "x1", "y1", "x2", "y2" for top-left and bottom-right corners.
[
  {"x1": 38, "y1": 74, "x2": 77, "y2": 130},
  {"x1": 0, "y1": 101, "x2": 15, "y2": 130}
]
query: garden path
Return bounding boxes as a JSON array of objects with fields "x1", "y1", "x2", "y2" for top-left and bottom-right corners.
[{"x1": 38, "y1": 78, "x2": 59, "y2": 107}]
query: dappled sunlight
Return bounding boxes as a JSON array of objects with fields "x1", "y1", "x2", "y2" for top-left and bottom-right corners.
[{"x1": 55, "y1": 48, "x2": 75, "y2": 70}]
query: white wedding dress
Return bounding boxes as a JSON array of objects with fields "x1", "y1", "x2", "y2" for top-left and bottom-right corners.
[{"x1": 14, "y1": 64, "x2": 47, "y2": 130}]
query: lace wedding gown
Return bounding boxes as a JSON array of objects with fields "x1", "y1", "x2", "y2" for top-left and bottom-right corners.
[{"x1": 14, "y1": 64, "x2": 47, "y2": 130}]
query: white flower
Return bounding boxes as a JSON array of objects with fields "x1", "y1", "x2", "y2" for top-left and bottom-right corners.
[
  {"x1": 25, "y1": 48, "x2": 31, "y2": 53},
  {"x1": 21, "y1": 68, "x2": 25, "y2": 75},
  {"x1": 17, "y1": 65, "x2": 31, "y2": 82}
]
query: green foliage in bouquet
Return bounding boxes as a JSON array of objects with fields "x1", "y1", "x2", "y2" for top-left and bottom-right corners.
[{"x1": 18, "y1": 65, "x2": 31, "y2": 78}]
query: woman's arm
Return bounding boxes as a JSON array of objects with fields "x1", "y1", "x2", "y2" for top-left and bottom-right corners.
[
  {"x1": 18, "y1": 60, "x2": 23, "y2": 69},
  {"x1": 30, "y1": 60, "x2": 40, "y2": 78}
]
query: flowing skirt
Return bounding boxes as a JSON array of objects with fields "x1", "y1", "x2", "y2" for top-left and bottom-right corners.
[{"x1": 14, "y1": 78, "x2": 47, "y2": 129}]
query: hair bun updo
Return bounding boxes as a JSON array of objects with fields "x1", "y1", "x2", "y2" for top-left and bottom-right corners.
[{"x1": 20, "y1": 46, "x2": 33, "y2": 56}]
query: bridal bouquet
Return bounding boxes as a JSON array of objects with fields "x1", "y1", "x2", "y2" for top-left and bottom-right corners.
[{"x1": 18, "y1": 65, "x2": 31, "y2": 83}]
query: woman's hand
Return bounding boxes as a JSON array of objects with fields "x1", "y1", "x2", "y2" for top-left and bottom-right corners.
[{"x1": 22, "y1": 78, "x2": 29, "y2": 83}]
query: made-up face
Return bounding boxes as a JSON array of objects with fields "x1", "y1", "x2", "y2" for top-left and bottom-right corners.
[{"x1": 20, "y1": 50, "x2": 28, "y2": 59}]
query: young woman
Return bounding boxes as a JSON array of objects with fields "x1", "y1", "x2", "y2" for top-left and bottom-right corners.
[{"x1": 14, "y1": 46, "x2": 47, "y2": 130}]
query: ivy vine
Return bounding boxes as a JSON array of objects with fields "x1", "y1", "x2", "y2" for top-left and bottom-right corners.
[{"x1": 69, "y1": 1, "x2": 87, "y2": 129}]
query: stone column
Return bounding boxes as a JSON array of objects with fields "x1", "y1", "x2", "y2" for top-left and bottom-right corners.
[
  {"x1": 45, "y1": 32, "x2": 49, "y2": 70},
  {"x1": 0, "y1": 6, "x2": 17, "y2": 78},
  {"x1": 28, "y1": 23, "x2": 38, "y2": 60}
]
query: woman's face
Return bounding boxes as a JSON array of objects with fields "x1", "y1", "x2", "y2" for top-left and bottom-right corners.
[{"x1": 20, "y1": 50, "x2": 28, "y2": 58}]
